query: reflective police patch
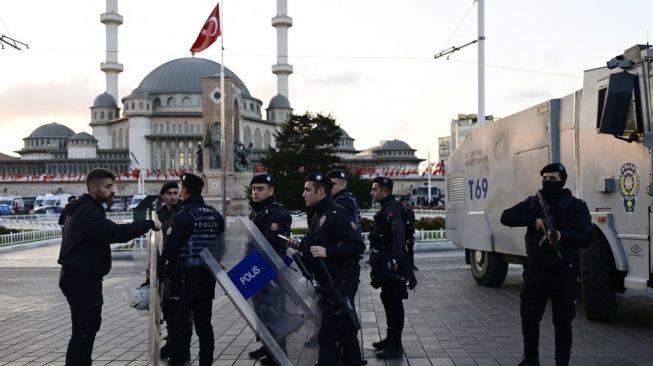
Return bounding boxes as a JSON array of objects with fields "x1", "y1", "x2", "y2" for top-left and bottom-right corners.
[
  {"x1": 618, "y1": 162, "x2": 639, "y2": 214},
  {"x1": 270, "y1": 222, "x2": 279, "y2": 231},
  {"x1": 319, "y1": 215, "x2": 326, "y2": 227},
  {"x1": 166, "y1": 227, "x2": 172, "y2": 235},
  {"x1": 350, "y1": 221, "x2": 358, "y2": 231}
]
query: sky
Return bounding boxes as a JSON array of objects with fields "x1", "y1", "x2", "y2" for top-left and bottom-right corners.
[{"x1": 1, "y1": 0, "x2": 652, "y2": 163}]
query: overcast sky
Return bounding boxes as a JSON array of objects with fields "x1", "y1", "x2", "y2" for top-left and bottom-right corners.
[{"x1": 1, "y1": 0, "x2": 651, "y2": 162}]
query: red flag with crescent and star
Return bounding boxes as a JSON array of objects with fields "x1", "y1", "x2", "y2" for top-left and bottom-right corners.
[{"x1": 190, "y1": 2, "x2": 221, "y2": 54}]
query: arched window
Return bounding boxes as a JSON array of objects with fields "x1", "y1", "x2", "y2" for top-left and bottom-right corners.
[
  {"x1": 263, "y1": 130, "x2": 271, "y2": 148},
  {"x1": 249, "y1": 102, "x2": 254, "y2": 111},
  {"x1": 182, "y1": 97, "x2": 191, "y2": 106},
  {"x1": 254, "y1": 128, "x2": 262, "y2": 149},
  {"x1": 109, "y1": 111, "x2": 113, "y2": 119},
  {"x1": 101, "y1": 111, "x2": 105, "y2": 119},
  {"x1": 93, "y1": 111, "x2": 97, "y2": 119},
  {"x1": 139, "y1": 102, "x2": 143, "y2": 109},
  {"x1": 167, "y1": 97, "x2": 175, "y2": 106},
  {"x1": 131, "y1": 102, "x2": 135, "y2": 110},
  {"x1": 244, "y1": 126, "x2": 251, "y2": 146},
  {"x1": 153, "y1": 98, "x2": 161, "y2": 107}
]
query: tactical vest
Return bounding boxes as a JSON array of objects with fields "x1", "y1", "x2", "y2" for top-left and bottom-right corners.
[
  {"x1": 179, "y1": 205, "x2": 220, "y2": 267},
  {"x1": 336, "y1": 191, "x2": 362, "y2": 230}
]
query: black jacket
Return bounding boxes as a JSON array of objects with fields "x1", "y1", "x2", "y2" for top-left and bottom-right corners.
[
  {"x1": 301, "y1": 196, "x2": 365, "y2": 284},
  {"x1": 370, "y1": 195, "x2": 405, "y2": 259},
  {"x1": 162, "y1": 196, "x2": 225, "y2": 265},
  {"x1": 156, "y1": 202, "x2": 180, "y2": 242},
  {"x1": 333, "y1": 189, "x2": 362, "y2": 229},
  {"x1": 249, "y1": 196, "x2": 292, "y2": 256},
  {"x1": 500, "y1": 189, "x2": 592, "y2": 263},
  {"x1": 58, "y1": 194, "x2": 155, "y2": 276}
]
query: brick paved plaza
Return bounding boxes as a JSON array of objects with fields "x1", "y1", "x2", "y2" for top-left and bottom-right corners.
[{"x1": 1, "y1": 242, "x2": 652, "y2": 366}]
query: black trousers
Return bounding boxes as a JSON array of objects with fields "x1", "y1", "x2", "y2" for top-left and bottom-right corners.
[
  {"x1": 317, "y1": 281, "x2": 362, "y2": 366},
  {"x1": 520, "y1": 262, "x2": 577, "y2": 364},
  {"x1": 380, "y1": 280, "x2": 407, "y2": 345},
  {"x1": 167, "y1": 268, "x2": 216, "y2": 366},
  {"x1": 59, "y1": 267, "x2": 103, "y2": 366}
]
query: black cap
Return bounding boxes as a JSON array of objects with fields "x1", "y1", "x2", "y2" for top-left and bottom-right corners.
[
  {"x1": 181, "y1": 173, "x2": 204, "y2": 189},
  {"x1": 159, "y1": 181, "x2": 179, "y2": 195},
  {"x1": 540, "y1": 163, "x2": 567, "y2": 182},
  {"x1": 250, "y1": 173, "x2": 275, "y2": 187},
  {"x1": 372, "y1": 176, "x2": 393, "y2": 191},
  {"x1": 304, "y1": 172, "x2": 333, "y2": 189},
  {"x1": 327, "y1": 169, "x2": 347, "y2": 180}
]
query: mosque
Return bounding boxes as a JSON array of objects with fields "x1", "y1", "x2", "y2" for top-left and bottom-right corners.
[{"x1": 0, "y1": 0, "x2": 426, "y2": 198}]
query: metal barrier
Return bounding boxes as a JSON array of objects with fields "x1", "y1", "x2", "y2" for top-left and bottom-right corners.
[
  {"x1": 291, "y1": 229, "x2": 446, "y2": 242},
  {"x1": 0, "y1": 228, "x2": 62, "y2": 247}
]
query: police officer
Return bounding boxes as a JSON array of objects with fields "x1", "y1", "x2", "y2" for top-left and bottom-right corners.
[
  {"x1": 154, "y1": 181, "x2": 181, "y2": 360},
  {"x1": 327, "y1": 169, "x2": 362, "y2": 230},
  {"x1": 500, "y1": 163, "x2": 591, "y2": 366},
  {"x1": 162, "y1": 173, "x2": 225, "y2": 366},
  {"x1": 299, "y1": 172, "x2": 365, "y2": 366},
  {"x1": 247, "y1": 173, "x2": 292, "y2": 364},
  {"x1": 399, "y1": 196, "x2": 417, "y2": 271},
  {"x1": 369, "y1": 176, "x2": 414, "y2": 359}
]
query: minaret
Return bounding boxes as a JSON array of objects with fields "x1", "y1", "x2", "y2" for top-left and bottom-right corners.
[
  {"x1": 272, "y1": 0, "x2": 293, "y2": 98},
  {"x1": 101, "y1": 0, "x2": 123, "y2": 102}
]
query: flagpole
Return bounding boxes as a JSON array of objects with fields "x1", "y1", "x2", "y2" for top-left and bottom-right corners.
[
  {"x1": 427, "y1": 151, "x2": 432, "y2": 207},
  {"x1": 220, "y1": 0, "x2": 227, "y2": 217}
]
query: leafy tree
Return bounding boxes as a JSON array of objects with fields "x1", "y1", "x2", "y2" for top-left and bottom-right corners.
[{"x1": 261, "y1": 112, "x2": 342, "y2": 211}]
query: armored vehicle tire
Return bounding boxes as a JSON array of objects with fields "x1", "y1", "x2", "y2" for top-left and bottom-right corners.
[
  {"x1": 580, "y1": 229, "x2": 617, "y2": 321},
  {"x1": 469, "y1": 249, "x2": 508, "y2": 287}
]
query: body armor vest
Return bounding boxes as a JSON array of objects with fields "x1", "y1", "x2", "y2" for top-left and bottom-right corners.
[{"x1": 180, "y1": 205, "x2": 220, "y2": 267}]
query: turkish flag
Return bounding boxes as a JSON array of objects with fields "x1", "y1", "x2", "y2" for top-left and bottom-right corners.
[{"x1": 190, "y1": 3, "x2": 221, "y2": 54}]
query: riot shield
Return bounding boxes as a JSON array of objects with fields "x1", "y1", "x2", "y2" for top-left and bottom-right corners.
[
  {"x1": 200, "y1": 217, "x2": 321, "y2": 366},
  {"x1": 148, "y1": 213, "x2": 163, "y2": 366}
]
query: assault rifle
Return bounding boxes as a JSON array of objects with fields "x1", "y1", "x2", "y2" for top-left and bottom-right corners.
[
  {"x1": 288, "y1": 249, "x2": 361, "y2": 331},
  {"x1": 535, "y1": 190, "x2": 565, "y2": 262}
]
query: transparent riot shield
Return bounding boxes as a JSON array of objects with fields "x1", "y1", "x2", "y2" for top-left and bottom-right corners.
[
  {"x1": 148, "y1": 213, "x2": 162, "y2": 366},
  {"x1": 200, "y1": 217, "x2": 321, "y2": 366}
]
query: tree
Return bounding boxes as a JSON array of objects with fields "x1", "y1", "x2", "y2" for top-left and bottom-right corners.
[{"x1": 261, "y1": 112, "x2": 341, "y2": 211}]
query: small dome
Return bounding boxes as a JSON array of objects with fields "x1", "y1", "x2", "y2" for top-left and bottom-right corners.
[
  {"x1": 130, "y1": 87, "x2": 149, "y2": 99},
  {"x1": 28, "y1": 123, "x2": 75, "y2": 138},
  {"x1": 379, "y1": 139, "x2": 412, "y2": 151},
  {"x1": 93, "y1": 92, "x2": 118, "y2": 108},
  {"x1": 268, "y1": 94, "x2": 291, "y2": 109},
  {"x1": 69, "y1": 132, "x2": 97, "y2": 141},
  {"x1": 339, "y1": 127, "x2": 351, "y2": 139}
]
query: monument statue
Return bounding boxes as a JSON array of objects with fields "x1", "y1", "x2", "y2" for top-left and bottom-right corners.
[
  {"x1": 204, "y1": 122, "x2": 221, "y2": 169},
  {"x1": 195, "y1": 143, "x2": 204, "y2": 173},
  {"x1": 234, "y1": 142, "x2": 253, "y2": 172}
]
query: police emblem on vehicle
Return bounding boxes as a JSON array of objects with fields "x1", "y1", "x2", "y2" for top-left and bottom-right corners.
[{"x1": 618, "y1": 162, "x2": 639, "y2": 214}]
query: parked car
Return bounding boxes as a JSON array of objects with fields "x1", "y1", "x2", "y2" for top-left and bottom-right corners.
[
  {"x1": 109, "y1": 202, "x2": 126, "y2": 212},
  {"x1": 31, "y1": 193, "x2": 75, "y2": 213},
  {"x1": 32, "y1": 206, "x2": 63, "y2": 215},
  {"x1": 0, "y1": 204, "x2": 12, "y2": 215},
  {"x1": 0, "y1": 196, "x2": 25, "y2": 214}
]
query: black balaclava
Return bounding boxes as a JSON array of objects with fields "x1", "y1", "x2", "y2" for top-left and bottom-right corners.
[{"x1": 540, "y1": 163, "x2": 567, "y2": 202}]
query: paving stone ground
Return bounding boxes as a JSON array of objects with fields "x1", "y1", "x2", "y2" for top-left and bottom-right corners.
[{"x1": 0, "y1": 244, "x2": 652, "y2": 366}]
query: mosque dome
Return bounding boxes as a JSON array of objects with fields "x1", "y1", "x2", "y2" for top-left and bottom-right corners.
[
  {"x1": 130, "y1": 87, "x2": 149, "y2": 99},
  {"x1": 92, "y1": 92, "x2": 118, "y2": 108},
  {"x1": 339, "y1": 128, "x2": 352, "y2": 139},
  {"x1": 69, "y1": 132, "x2": 97, "y2": 141},
  {"x1": 379, "y1": 139, "x2": 412, "y2": 151},
  {"x1": 268, "y1": 94, "x2": 291, "y2": 109},
  {"x1": 138, "y1": 57, "x2": 251, "y2": 96},
  {"x1": 28, "y1": 123, "x2": 75, "y2": 139}
]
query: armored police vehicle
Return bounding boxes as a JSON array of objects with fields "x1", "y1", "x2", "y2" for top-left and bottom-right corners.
[{"x1": 446, "y1": 44, "x2": 653, "y2": 321}]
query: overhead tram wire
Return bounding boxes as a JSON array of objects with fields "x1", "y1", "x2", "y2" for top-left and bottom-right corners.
[{"x1": 440, "y1": 0, "x2": 477, "y2": 54}]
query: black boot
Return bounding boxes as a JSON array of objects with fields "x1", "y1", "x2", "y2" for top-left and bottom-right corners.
[
  {"x1": 375, "y1": 344, "x2": 403, "y2": 359},
  {"x1": 248, "y1": 346, "x2": 268, "y2": 359},
  {"x1": 372, "y1": 337, "x2": 390, "y2": 350},
  {"x1": 518, "y1": 359, "x2": 540, "y2": 366}
]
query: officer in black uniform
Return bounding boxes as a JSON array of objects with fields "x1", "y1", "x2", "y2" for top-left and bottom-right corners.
[
  {"x1": 298, "y1": 172, "x2": 366, "y2": 366},
  {"x1": 327, "y1": 169, "x2": 362, "y2": 230},
  {"x1": 500, "y1": 163, "x2": 592, "y2": 366},
  {"x1": 369, "y1": 176, "x2": 415, "y2": 359},
  {"x1": 162, "y1": 173, "x2": 225, "y2": 366},
  {"x1": 399, "y1": 196, "x2": 417, "y2": 271},
  {"x1": 154, "y1": 181, "x2": 181, "y2": 360},
  {"x1": 247, "y1": 173, "x2": 292, "y2": 364}
]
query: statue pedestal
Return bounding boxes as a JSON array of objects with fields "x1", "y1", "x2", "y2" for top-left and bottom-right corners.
[{"x1": 202, "y1": 170, "x2": 251, "y2": 216}]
